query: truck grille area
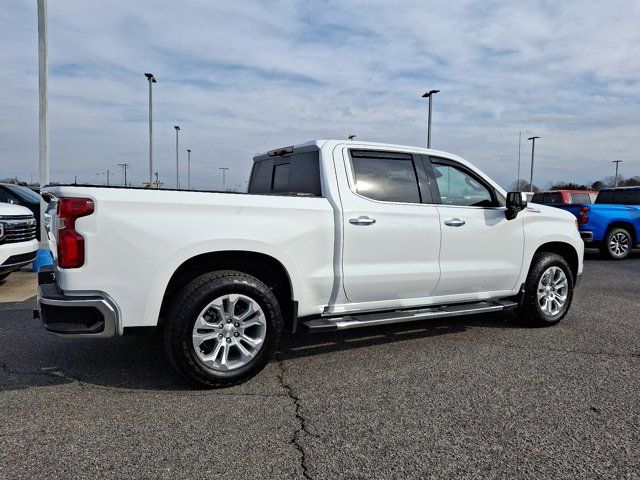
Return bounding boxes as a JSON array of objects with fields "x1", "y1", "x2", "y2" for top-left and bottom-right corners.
[{"x1": 0, "y1": 216, "x2": 37, "y2": 244}]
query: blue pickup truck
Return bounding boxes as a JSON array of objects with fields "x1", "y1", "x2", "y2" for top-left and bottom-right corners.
[{"x1": 556, "y1": 187, "x2": 640, "y2": 259}]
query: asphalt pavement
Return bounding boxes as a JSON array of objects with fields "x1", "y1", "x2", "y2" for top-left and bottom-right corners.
[{"x1": 0, "y1": 250, "x2": 638, "y2": 479}]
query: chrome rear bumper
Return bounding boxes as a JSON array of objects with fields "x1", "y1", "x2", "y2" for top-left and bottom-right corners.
[{"x1": 36, "y1": 265, "x2": 119, "y2": 338}]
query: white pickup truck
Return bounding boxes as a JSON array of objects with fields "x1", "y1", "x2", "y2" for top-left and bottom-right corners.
[{"x1": 38, "y1": 140, "x2": 584, "y2": 387}]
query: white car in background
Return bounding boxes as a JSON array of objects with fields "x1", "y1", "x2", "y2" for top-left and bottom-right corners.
[{"x1": 0, "y1": 203, "x2": 38, "y2": 282}]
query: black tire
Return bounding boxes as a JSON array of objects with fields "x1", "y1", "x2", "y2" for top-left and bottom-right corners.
[
  {"x1": 164, "y1": 270, "x2": 283, "y2": 388},
  {"x1": 600, "y1": 227, "x2": 633, "y2": 260},
  {"x1": 517, "y1": 253, "x2": 574, "y2": 327}
]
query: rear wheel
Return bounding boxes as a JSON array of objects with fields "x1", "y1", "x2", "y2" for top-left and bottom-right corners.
[
  {"x1": 517, "y1": 253, "x2": 574, "y2": 327},
  {"x1": 600, "y1": 227, "x2": 632, "y2": 260},
  {"x1": 164, "y1": 270, "x2": 283, "y2": 388}
]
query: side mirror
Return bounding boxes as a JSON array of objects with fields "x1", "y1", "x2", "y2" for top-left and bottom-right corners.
[{"x1": 505, "y1": 192, "x2": 527, "y2": 220}]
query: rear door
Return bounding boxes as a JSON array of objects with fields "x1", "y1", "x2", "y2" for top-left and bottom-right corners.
[
  {"x1": 426, "y1": 156, "x2": 525, "y2": 296},
  {"x1": 339, "y1": 148, "x2": 441, "y2": 303}
]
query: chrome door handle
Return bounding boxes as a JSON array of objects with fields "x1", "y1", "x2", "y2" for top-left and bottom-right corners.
[
  {"x1": 444, "y1": 218, "x2": 465, "y2": 227},
  {"x1": 349, "y1": 216, "x2": 376, "y2": 226}
]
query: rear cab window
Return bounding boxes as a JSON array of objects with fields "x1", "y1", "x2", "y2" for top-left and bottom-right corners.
[
  {"x1": 249, "y1": 146, "x2": 322, "y2": 196},
  {"x1": 569, "y1": 193, "x2": 591, "y2": 204}
]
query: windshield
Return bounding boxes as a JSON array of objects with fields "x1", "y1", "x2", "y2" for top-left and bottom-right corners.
[{"x1": 4, "y1": 184, "x2": 42, "y2": 203}]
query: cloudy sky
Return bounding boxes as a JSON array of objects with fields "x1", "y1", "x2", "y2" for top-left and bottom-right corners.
[{"x1": 1, "y1": 0, "x2": 639, "y2": 190}]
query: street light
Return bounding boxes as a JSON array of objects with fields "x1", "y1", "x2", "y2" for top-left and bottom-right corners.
[
  {"x1": 422, "y1": 89, "x2": 440, "y2": 148},
  {"x1": 613, "y1": 160, "x2": 623, "y2": 187},
  {"x1": 219, "y1": 167, "x2": 229, "y2": 191},
  {"x1": 527, "y1": 136, "x2": 540, "y2": 190},
  {"x1": 174, "y1": 125, "x2": 180, "y2": 189},
  {"x1": 118, "y1": 163, "x2": 130, "y2": 187},
  {"x1": 144, "y1": 73, "x2": 156, "y2": 184},
  {"x1": 187, "y1": 149, "x2": 191, "y2": 190}
]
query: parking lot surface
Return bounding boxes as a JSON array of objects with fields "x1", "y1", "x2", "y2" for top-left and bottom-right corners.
[{"x1": 1, "y1": 251, "x2": 639, "y2": 479}]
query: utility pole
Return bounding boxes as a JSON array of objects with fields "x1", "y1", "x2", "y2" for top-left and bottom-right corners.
[
  {"x1": 96, "y1": 172, "x2": 101, "y2": 184},
  {"x1": 422, "y1": 89, "x2": 440, "y2": 148},
  {"x1": 613, "y1": 160, "x2": 623, "y2": 187},
  {"x1": 74, "y1": 175, "x2": 77, "y2": 185},
  {"x1": 527, "y1": 136, "x2": 540, "y2": 190},
  {"x1": 219, "y1": 167, "x2": 229, "y2": 191},
  {"x1": 105, "y1": 170, "x2": 111, "y2": 186},
  {"x1": 154, "y1": 171, "x2": 160, "y2": 189},
  {"x1": 186, "y1": 149, "x2": 191, "y2": 190},
  {"x1": 144, "y1": 73, "x2": 156, "y2": 184},
  {"x1": 174, "y1": 125, "x2": 180, "y2": 189},
  {"x1": 517, "y1": 131, "x2": 522, "y2": 190},
  {"x1": 118, "y1": 163, "x2": 130, "y2": 187},
  {"x1": 37, "y1": 0, "x2": 50, "y2": 260}
]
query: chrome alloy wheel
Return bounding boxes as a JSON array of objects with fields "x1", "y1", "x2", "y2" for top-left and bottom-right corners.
[
  {"x1": 537, "y1": 266, "x2": 569, "y2": 317},
  {"x1": 191, "y1": 294, "x2": 267, "y2": 371},
  {"x1": 609, "y1": 232, "x2": 630, "y2": 257}
]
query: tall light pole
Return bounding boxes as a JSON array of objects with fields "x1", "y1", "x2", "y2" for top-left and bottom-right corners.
[
  {"x1": 527, "y1": 136, "x2": 540, "y2": 190},
  {"x1": 219, "y1": 167, "x2": 229, "y2": 191},
  {"x1": 422, "y1": 89, "x2": 440, "y2": 149},
  {"x1": 144, "y1": 73, "x2": 156, "y2": 184},
  {"x1": 37, "y1": 0, "x2": 51, "y2": 267},
  {"x1": 613, "y1": 160, "x2": 623, "y2": 187},
  {"x1": 186, "y1": 149, "x2": 191, "y2": 190},
  {"x1": 118, "y1": 163, "x2": 129, "y2": 186},
  {"x1": 517, "y1": 131, "x2": 522, "y2": 190},
  {"x1": 174, "y1": 125, "x2": 180, "y2": 189}
]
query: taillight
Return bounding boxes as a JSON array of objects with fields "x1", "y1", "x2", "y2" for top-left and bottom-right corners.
[
  {"x1": 579, "y1": 205, "x2": 590, "y2": 225},
  {"x1": 57, "y1": 197, "x2": 94, "y2": 268}
]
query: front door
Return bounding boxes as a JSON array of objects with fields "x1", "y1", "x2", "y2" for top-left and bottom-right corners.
[{"x1": 427, "y1": 157, "x2": 525, "y2": 296}]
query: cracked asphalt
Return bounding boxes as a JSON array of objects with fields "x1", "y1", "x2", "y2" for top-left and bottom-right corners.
[{"x1": 1, "y1": 250, "x2": 639, "y2": 479}]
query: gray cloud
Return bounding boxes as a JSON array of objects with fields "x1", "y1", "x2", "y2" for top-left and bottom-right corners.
[{"x1": 1, "y1": 0, "x2": 639, "y2": 189}]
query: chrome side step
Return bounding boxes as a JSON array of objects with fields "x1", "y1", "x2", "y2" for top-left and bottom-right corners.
[{"x1": 303, "y1": 299, "x2": 518, "y2": 332}]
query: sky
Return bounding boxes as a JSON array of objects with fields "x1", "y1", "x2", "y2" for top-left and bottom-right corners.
[{"x1": 1, "y1": 0, "x2": 639, "y2": 190}]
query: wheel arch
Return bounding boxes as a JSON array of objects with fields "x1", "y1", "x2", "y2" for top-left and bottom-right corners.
[
  {"x1": 159, "y1": 250, "x2": 295, "y2": 330},
  {"x1": 533, "y1": 242, "x2": 580, "y2": 282},
  {"x1": 604, "y1": 221, "x2": 637, "y2": 246}
]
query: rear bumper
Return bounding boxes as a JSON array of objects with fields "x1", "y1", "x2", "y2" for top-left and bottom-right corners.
[
  {"x1": 579, "y1": 231, "x2": 594, "y2": 243},
  {"x1": 36, "y1": 265, "x2": 119, "y2": 338}
]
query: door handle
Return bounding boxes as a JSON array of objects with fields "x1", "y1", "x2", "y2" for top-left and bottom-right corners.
[
  {"x1": 444, "y1": 218, "x2": 465, "y2": 227},
  {"x1": 349, "y1": 216, "x2": 376, "y2": 226}
]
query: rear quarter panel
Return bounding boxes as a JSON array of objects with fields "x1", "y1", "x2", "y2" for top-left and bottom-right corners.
[
  {"x1": 581, "y1": 204, "x2": 640, "y2": 242},
  {"x1": 47, "y1": 187, "x2": 335, "y2": 328}
]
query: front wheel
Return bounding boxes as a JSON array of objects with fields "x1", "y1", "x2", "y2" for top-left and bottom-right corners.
[
  {"x1": 164, "y1": 270, "x2": 283, "y2": 388},
  {"x1": 600, "y1": 228, "x2": 632, "y2": 260},
  {"x1": 517, "y1": 253, "x2": 574, "y2": 327}
]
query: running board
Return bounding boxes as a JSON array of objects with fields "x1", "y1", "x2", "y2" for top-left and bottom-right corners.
[{"x1": 303, "y1": 299, "x2": 518, "y2": 332}]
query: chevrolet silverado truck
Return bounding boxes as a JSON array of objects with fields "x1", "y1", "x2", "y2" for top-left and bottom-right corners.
[
  {"x1": 37, "y1": 140, "x2": 584, "y2": 388},
  {"x1": 555, "y1": 186, "x2": 640, "y2": 259},
  {"x1": 0, "y1": 203, "x2": 38, "y2": 282}
]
